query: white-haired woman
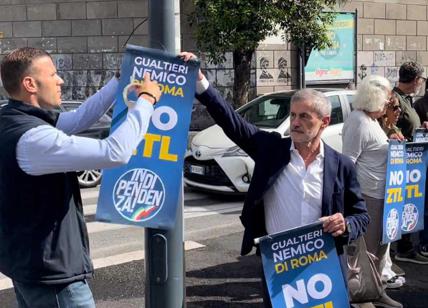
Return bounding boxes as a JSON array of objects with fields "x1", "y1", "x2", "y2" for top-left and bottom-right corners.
[
  {"x1": 343, "y1": 75, "x2": 403, "y2": 307},
  {"x1": 343, "y1": 75, "x2": 391, "y2": 263}
]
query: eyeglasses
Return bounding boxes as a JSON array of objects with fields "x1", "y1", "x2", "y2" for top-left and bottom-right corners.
[{"x1": 389, "y1": 105, "x2": 401, "y2": 111}]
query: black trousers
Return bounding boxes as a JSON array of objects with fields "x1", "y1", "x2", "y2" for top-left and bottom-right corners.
[
  {"x1": 397, "y1": 168, "x2": 428, "y2": 253},
  {"x1": 259, "y1": 261, "x2": 273, "y2": 308}
]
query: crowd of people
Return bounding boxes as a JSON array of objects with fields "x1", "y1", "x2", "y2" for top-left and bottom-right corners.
[
  {"x1": 190, "y1": 55, "x2": 428, "y2": 308},
  {"x1": 0, "y1": 45, "x2": 427, "y2": 308},
  {"x1": 342, "y1": 61, "x2": 428, "y2": 308}
]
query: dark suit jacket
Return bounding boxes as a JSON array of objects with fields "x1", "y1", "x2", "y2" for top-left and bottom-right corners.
[{"x1": 196, "y1": 85, "x2": 370, "y2": 258}]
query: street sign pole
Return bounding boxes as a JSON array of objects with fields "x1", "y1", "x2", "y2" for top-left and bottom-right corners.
[
  {"x1": 145, "y1": 1, "x2": 185, "y2": 307},
  {"x1": 298, "y1": 46, "x2": 306, "y2": 89}
]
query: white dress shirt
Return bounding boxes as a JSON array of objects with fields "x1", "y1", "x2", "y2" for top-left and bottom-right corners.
[
  {"x1": 264, "y1": 142, "x2": 324, "y2": 234},
  {"x1": 195, "y1": 76, "x2": 325, "y2": 234},
  {"x1": 196, "y1": 76, "x2": 210, "y2": 94},
  {"x1": 16, "y1": 77, "x2": 154, "y2": 175}
]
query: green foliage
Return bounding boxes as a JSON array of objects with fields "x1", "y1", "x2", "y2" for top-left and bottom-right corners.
[
  {"x1": 189, "y1": 0, "x2": 278, "y2": 64},
  {"x1": 189, "y1": 0, "x2": 348, "y2": 105},
  {"x1": 189, "y1": 0, "x2": 344, "y2": 62},
  {"x1": 275, "y1": 1, "x2": 338, "y2": 50}
]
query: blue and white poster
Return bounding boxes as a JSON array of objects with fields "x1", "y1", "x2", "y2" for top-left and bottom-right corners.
[
  {"x1": 382, "y1": 141, "x2": 406, "y2": 244},
  {"x1": 305, "y1": 12, "x2": 356, "y2": 84},
  {"x1": 402, "y1": 142, "x2": 428, "y2": 234},
  {"x1": 258, "y1": 222, "x2": 349, "y2": 308},
  {"x1": 96, "y1": 45, "x2": 200, "y2": 229},
  {"x1": 413, "y1": 128, "x2": 428, "y2": 142},
  {"x1": 382, "y1": 140, "x2": 428, "y2": 241}
]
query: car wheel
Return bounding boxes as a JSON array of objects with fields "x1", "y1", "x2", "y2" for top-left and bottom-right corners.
[{"x1": 77, "y1": 169, "x2": 102, "y2": 188}]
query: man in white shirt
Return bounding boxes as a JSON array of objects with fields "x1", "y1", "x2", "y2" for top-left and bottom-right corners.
[
  {"x1": 0, "y1": 47, "x2": 161, "y2": 308},
  {"x1": 180, "y1": 52, "x2": 369, "y2": 307}
]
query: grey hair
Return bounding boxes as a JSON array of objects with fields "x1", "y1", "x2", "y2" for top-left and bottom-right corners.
[
  {"x1": 353, "y1": 75, "x2": 391, "y2": 112},
  {"x1": 291, "y1": 89, "x2": 331, "y2": 117}
]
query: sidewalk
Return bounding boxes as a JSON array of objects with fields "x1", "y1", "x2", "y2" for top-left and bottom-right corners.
[
  {"x1": 1, "y1": 231, "x2": 427, "y2": 307},
  {"x1": 92, "y1": 231, "x2": 428, "y2": 307},
  {"x1": 90, "y1": 231, "x2": 265, "y2": 307}
]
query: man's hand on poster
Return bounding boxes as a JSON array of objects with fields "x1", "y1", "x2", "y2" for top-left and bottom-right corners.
[
  {"x1": 319, "y1": 213, "x2": 346, "y2": 237},
  {"x1": 178, "y1": 52, "x2": 205, "y2": 81},
  {"x1": 128, "y1": 72, "x2": 162, "y2": 105}
]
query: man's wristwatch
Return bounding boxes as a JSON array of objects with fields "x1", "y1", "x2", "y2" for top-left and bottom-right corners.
[{"x1": 345, "y1": 220, "x2": 352, "y2": 235}]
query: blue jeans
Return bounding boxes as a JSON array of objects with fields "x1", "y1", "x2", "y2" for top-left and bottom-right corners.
[{"x1": 13, "y1": 279, "x2": 95, "y2": 308}]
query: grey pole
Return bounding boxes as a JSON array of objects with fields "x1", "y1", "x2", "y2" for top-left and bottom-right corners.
[
  {"x1": 145, "y1": 1, "x2": 185, "y2": 307},
  {"x1": 149, "y1": 0, "x2": 176, "y2": 52},
  {"x1": 298, "y1": 47, "x2": 305, "y2": 89}
]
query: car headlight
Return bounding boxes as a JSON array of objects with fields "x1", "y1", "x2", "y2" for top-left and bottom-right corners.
[{"x1": 222, "y1": 145, "x2": 248, "y2": 157}]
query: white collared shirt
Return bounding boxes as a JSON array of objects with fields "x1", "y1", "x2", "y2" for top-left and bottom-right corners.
[
  {"x1": 264, "y1": 141, "x2": 325, "y2": 234},
  {"x1": 16, "y1": 78, "x2": 154, "y2": 175}
]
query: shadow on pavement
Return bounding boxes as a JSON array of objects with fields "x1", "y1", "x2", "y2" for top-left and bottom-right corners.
[
  {"x1": 2, "y1": 231, "x2": 427, "y2": 308},
  {"x1": 188, "y1": 301, "x2": 263, "y2": 308},
  {"x1": 186, "y1": 254, "x2": 265, "y2": 307},
  {"x1": 187, "y1": 254, "x2": 260, "y2": 279}
]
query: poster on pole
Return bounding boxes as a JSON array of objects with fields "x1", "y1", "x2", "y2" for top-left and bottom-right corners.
[
  {"x1": 305, "y1": 12, "x2": 356, "y2": 84},
  {"x1": 96, "y1": 45, "x2": 200, "y2": 229},
  {"x1": 382, "y1": 141, "x2": 406, "y2": 244},
  {"x1": 258, "y1": 222, "x2": 349, "y2": 308}
]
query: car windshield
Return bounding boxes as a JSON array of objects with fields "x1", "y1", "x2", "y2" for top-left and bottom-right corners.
[{"x1": 237, "y1": 94, "x2": 292, "y2": 128}]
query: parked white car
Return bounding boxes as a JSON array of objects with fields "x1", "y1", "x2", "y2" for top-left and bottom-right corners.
[{"x1": 184, "y1": 89, "x2": 356, "y2": 194}]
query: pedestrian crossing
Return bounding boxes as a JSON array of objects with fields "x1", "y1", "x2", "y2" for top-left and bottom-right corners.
[
  {"x1": 0, "y1": 187, "x2": 244, "y2": 290},
  {"x1": 81, "y1": 188, "x2": 243, "y2": 233}
]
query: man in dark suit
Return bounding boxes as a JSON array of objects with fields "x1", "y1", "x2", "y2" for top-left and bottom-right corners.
[{"x1": 181, "y1": 52, "x2": 369, "y2": 307}]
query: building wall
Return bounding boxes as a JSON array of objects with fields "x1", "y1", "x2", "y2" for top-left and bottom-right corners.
[
  {"x1": 179, "y1": 0, "x2": 428, "y2": 128},
  {"x1": 252, "y1": 0, "x2": 428, "y2": 94},
  {"x1": 1, "y1": 0, "x2": 428, "y2": 126},
  {"x1": 182, "y1": 0, "x2": 428, "y2": 96},
  {"x1": 344, "y1": 0, "x2": 428, "y2": 87},
  {"x1": 0, "y1": 0, "x2": 150, "y2": 100},
  {"x1": 254, "y1": 38, "x2": 299, "y2": 95}
]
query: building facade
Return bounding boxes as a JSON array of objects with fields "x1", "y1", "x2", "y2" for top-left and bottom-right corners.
[
  {"x1": 182, "y1": 0, "x2": 428, "y2": 97},
  {"x1": 0, "y1": 0, "x2": 152, "y2": 99},
  {"x1": 0, "y1": 0, "x2": 427, "y2": 126}
]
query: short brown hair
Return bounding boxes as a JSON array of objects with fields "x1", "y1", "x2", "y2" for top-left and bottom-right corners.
[
  {"x1": 0, "y1": 47, "x2": 51, "y2": 96},
  {"x1": 399, "y1": 61, "x2": 425, "y2": 83}
]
